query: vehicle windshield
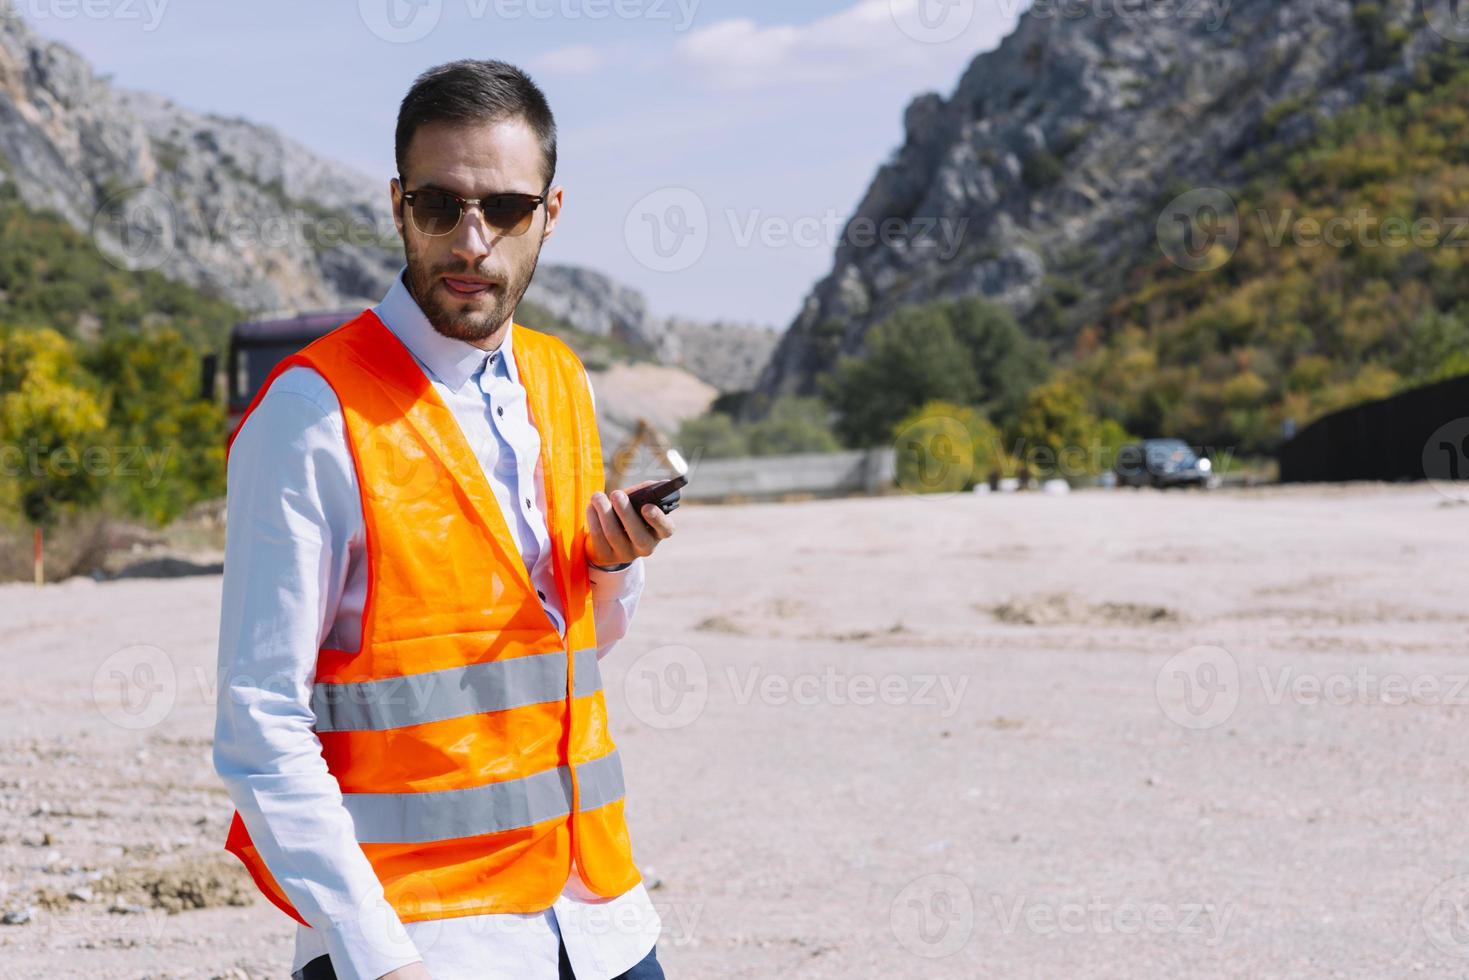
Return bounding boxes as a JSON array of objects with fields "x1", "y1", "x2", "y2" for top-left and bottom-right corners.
[{"x1": 1145, "y1": 440, "x2": 1199, "y2": 471}]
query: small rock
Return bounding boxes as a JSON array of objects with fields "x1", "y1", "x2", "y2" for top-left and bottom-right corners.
[
  {"x1": 2, "y1": 906, "x2": 36, "y2": 925},
  {"x1": 67, "y1": 887, "x2": 93, "y2": 903}
]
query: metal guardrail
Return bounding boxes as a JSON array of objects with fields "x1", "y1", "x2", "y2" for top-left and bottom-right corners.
[{"x1": 673, "y1": 448, "x2": 896, "y2": 501}]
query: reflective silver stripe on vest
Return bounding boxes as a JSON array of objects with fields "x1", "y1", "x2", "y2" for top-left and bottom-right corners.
[
  {"x1": 342, "y1": 750, "x2": 626, "y2": 844},
  {"x1": 313, "y1": 647, "x2": 603, "y2": 733}
]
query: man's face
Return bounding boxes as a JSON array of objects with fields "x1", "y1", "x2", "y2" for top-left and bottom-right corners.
[{"x1": 391, "y1": 117, "x2": 562, "y2": 348}]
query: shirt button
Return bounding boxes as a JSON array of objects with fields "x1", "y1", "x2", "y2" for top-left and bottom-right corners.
[
  {"x1": 537, "y1": 589, "x2": 546, "y2": 600},
  {"x1": 524, "y1": 497, "x2": 532, "y2": 508},
  {"x1": 497, "y1": 406, "x2": 505, "y2": 417}
]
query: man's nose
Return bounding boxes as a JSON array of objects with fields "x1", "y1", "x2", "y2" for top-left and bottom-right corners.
[{"x1": 449, "y1": 203, "x2": 494, "y2": 262}]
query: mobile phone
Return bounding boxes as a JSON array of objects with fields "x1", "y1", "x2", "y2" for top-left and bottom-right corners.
[{"x1": 625, "y1": 474, "x2": 687, "y2": 517}]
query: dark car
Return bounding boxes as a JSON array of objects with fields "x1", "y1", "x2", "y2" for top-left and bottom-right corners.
[{"x1": 1115, "y1": 439, "x2": 1213, "y2": 489}]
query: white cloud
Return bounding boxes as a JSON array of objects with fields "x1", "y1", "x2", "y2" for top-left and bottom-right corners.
[
  {"x1": 674, "y1": 0, "x2": 1021, "y2": 90},
  {"x1": 530, "y1": 44, "x2": 605, "y2": 75}
]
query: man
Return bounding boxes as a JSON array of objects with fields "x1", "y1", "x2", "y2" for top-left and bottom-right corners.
[{"x1": 213, "y1": 60, "x2": 673, "y2": 980}]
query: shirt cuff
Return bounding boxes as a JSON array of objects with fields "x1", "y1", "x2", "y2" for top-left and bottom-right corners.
[
  {"x1": 589, "y1": 558, "x2": 633, "y2": 572},
  {"x1": 320, "y1": 897, "x2": 423, "y2": 980},
  {"x1": 587, "y1": 555, "x2": 643, "y2": 598}
]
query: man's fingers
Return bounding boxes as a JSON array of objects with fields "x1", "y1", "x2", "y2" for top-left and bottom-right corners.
[
  {"x1": 585, "y1": 499, "x2": 609, "y2": 550},
  {"x1": 590, "y1": 491, "x2": 634, "y2": 558},
  {"x1": 594, "y1": 481, "x2": 678, "y2": 561},
  {"x1": 638, "y1": 502, "x2": 675, "y2": 540},
  {"x1": 609, "y1": 489, "x2": 659, "y2": 555}
]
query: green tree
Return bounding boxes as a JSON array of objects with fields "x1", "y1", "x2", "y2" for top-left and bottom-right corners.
[
  {"x1": 1011, "y1": 375, "x2": 1132, "y2": 481},
  {"x1": 893, "y1": 400, "x2": 1006, "y2": 494},
  {"x1": 0, "y1": 327, "x2": 109, "y2": 525},
  {"x1": 85, "y1": 328, "x2": 226, "y2": 524},
  {"x1": 824, "y1": 297, "x2": 1048, "y2": 447},
  {"x1": 676, "y1": 411, "x2": 748, "y2": 460},
  {"x1": 1397, "y1": 309, "x2": 1469, "y2": 385},
  {"x1": 744, "y1": 396, "x2": 840, "y2": 456}
]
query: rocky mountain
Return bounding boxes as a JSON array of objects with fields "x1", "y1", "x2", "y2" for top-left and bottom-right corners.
[
  {"x1": 748, "y1": 0, "x2": 1443, "y2": 414},
  {"x1": 524, "y1": 266, "x2": 779, "y2": 393},
  {"x1": 650, "y1": 317, "x2": 779, "y2": 394},
  {"x1": 0, "y1": 7, "x2": 399, "y2": 312},
  {"x1": 0, "y1": 4, "x2": 773, "y2": 396}
]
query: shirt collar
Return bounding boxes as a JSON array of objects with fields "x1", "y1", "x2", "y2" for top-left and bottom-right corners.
[{"x1": 372, "y1": 265, "x2": 518, "y2": 391}]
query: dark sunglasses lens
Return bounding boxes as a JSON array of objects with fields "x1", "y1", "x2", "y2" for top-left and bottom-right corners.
[
  {"x1": 481, "y1": 197, "x2": 538, "y2": 236},
  {"x1": 410, "y1": 191, "x2": 463, "y2": 236}
]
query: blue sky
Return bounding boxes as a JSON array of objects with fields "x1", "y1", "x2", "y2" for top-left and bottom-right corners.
[{"x1": 28, "y1": 0, "x2": 1024, "y2": 328}]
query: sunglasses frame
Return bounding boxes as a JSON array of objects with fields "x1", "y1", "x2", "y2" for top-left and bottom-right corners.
[{"x1": 398, "y1": 178, "x2": 549, "y2": 238}]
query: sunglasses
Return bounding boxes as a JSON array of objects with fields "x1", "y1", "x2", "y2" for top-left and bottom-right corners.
[{"x1": 399, "y1": 179, "x2": 548, "y2": 238}]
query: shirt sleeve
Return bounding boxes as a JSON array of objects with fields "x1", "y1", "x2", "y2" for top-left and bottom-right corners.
[
  {"x1": 588, "y1": 557, "x2": 645, "y2": 661},
  {"x1": 212, "y1": 370, "x2": 423, "y2": 980},
  {"x1": 581, "y1": 365, "x2": 646, "y2": 659}
]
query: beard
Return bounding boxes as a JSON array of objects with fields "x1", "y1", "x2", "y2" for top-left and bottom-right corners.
[{"x1": 403, "y1": 236, "x2": 541, "y2": 346}]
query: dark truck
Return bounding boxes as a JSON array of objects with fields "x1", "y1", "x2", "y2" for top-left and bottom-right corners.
[{"x1": 202, "y1": 310, "x2": 356, "y2": 441}]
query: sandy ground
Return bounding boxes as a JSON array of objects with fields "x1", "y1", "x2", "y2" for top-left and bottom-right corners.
[{"x1": 1, "y1": 483, "x2": 1467, "y2": 979}]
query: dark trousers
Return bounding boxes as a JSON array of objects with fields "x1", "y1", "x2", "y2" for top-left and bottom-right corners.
[
  {"x1": 297, "y1": 942, "x2": 663, "y2": 979},
  {"x1": 560, "y1": 941, "x2": 664, "y2": 980}
]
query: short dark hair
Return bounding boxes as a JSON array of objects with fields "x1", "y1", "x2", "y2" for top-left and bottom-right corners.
[{"x1": 395, "y1": 59, "x2": 557, "y2": 190}]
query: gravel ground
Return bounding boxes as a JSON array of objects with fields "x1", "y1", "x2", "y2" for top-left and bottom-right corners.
[{"x1": 1, "y1": 484, "x2": 1466, "y2": 979}]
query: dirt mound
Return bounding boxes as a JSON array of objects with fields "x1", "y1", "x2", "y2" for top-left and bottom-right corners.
[
  {"x1": 986, "y1": 592, "x2": 1181, "y2": 627},
  {"x1": 99, "y1": 854, "x2": 255, "y2": 914}
]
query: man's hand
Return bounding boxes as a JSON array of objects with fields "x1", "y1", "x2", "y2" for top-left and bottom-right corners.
[
  {"x1": 586, "y1": 479, "x2": 677, "y2": 568},
  {"x1": 378, "y1": 964, "x2": 430, "y2": 980}
]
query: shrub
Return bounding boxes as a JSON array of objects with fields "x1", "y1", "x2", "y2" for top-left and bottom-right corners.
[
  {"x1": 1010, "y1": 375, "x2": 1133, "y2": 481},
  {"x1": 892, "y1": 400, "x2": 1005, "y2": 495},
  {"x1": 824, "y1": 297, "x2": 1048, "y2": 447},
  {"x1": 744, "y1": 396, "x2": 841, "y2": 456},
  {"x1": 0, "y1": 327, "x2": 109, "y2": 525}
]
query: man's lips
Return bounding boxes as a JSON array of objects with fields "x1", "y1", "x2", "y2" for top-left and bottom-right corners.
[{"x1": 441, "y1": 276, "x2": 500, "y2": 297}]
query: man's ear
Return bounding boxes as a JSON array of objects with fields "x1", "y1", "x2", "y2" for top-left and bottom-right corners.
[
  {"x1": 389, "y1": 176, "x2": 406, "y2": 240},
  {"x1": 541, "y1": 184, "x2": 564, "y2": 244}
]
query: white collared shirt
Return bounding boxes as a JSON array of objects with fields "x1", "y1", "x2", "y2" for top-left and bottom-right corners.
[{"x1": 213, "y1": 267, "x2": 659, "y2": 980}]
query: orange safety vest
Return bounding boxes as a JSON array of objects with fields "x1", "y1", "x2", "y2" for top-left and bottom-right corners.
[{"x1": 221, "y1": 309, "x2": 641, "y2": 926}]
